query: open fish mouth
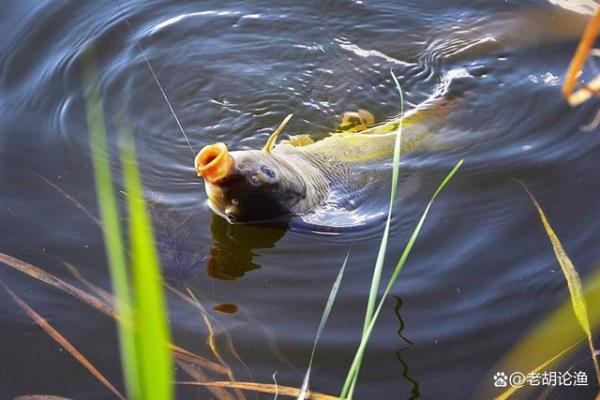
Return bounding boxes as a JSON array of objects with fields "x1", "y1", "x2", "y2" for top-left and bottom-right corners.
[{"x1": 194, "y1": 142, "x2": 234, "y2": 183}]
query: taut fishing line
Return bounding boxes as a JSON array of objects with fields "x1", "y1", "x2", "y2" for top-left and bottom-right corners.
[{"x1": 113, "y1": 0, "x2": 196, "y2": 156}]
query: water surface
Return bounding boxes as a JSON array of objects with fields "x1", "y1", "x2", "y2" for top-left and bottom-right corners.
[{"x1": 1, "y1": 0, "x2": 600, "y2": 399}]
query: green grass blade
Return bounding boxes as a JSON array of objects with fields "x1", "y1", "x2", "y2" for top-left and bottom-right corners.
[
  {"x1": 478, "y1": 184, "x2": 600, "y2": 399},
  {"x1": 341, "y1": 70, "x2": 405, "y2": 398},
  {"x1": 480, "y1": 264, "x2": 600, "y2": 399},
  {"x1": 521, "y1": 183, "x2": 600, "y2": 385},
  {"x1": 298, "y1": 250, "x2": 351, "y2": 400},
  {"x1": 342, "y1": 71, "x2": 405, "y2": 397},
  {"x1": 81, "y1": 49, "x2": 141, "y2": 399},
  {"x1": 341, "y1": 159, "x2": 463, "y2": 399},
  {"x1": 361, "y1": 70, "x2": 405, "y2": 337},
  {"x1": 120, "y1": 129, "x2": 174, "y2": 400}
]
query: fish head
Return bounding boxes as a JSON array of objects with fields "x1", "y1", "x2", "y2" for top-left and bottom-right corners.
[{"x1": 195, "y1": 143, "x2": 306, "y2": 223}]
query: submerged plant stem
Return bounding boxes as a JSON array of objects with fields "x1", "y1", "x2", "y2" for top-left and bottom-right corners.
[
  {"x1": 178, "y1": 381, "x2": 338, "y2": 400},
  {"x1": 563, "y1": 8, "x2": 600, "y2": 105},
  {"x1": 1, "y1": 281, "x2": 125, "y2": 400}
]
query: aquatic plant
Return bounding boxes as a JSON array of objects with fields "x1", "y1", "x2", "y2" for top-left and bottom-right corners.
[
  {"x1": 298, "y1": 251, "x2": 350, "y2": 400},
  {"x1": 280, "y1": 70, "x2": 463, "y2": 399},
  {"x1": 563, "y1": 8, "x2": 600, "y2": 106},
  {"x1": 1, "y1": 281, "x2": 126, "y2": 399},
  {"x1": 81, "y1": 49, "x2": 173, "y2": 400},
  {"x1": 487, "y1": 185, "x2": 600, "y2": 399},
  {"x1": 523, "y1": 184, "x2": 600, "y2": 383},
  {"x1": 340, "y1": 159, "x2": 463, "y2": 399},
  {"x1": 0, "y1": 249, "x2": 262, "y2": 398},
  {"x1": 338, "y1": 71, "x2": 463, "y2": 399}
]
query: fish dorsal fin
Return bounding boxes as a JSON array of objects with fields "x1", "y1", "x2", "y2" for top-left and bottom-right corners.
[{"x1": 262, "y1": 114, "x2": 293, "y2": 153}]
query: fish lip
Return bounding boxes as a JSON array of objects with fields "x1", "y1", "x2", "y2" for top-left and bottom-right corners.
[{"x1": 195, "y1": 143, "x2": 234, "y2": 183}]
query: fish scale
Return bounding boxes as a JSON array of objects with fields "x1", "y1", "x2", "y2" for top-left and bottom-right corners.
[{"x1": 273, "y1": 96, "x2": 452, "y2": 214}]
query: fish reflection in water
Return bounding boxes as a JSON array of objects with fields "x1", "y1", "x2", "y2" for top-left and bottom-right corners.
[
  {"x1": 206, "y1": 212, "x2": 286, "y2": 280},
  {"x1": 151, "y1": 203, "x2": 285, "y2": 281},
  {"x1": 203, "y1": 167, "x2": 425, "y2": 280}
]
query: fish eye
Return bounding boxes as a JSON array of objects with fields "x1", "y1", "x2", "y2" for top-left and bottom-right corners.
[{"x1": 260, "y1": 165, "x2": 277, "y2": 180}]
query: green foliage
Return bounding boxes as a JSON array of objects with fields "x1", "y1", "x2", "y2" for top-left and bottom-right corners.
[
  {"x1": 298, "y1": 251, "x2": 350, "y2": 400},
  {"x1": 82, "y1": 49, "x2": 173, "y2": 400},
  {"x1": 490, "y1": 185, "x2": 600, "y2": 400},
  {"x1": 339, "y1": 71, "x2": 463, "y2": 399},
  {"x1": 340, "y1": 159, "x2": 463, "y2": 399}
]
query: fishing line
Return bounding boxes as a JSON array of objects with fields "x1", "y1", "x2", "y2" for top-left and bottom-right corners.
[{"x1": 113, "y1": 0, "x2": 196, "y2": 156}]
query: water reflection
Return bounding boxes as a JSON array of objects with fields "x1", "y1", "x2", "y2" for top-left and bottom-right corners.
[
  {"x1": 206, "y1": 213, "x2": 286, "y2": 280},
  {"x1": 213, "y1": 303, "x2": 239, "y2": 314},
  {"x1": 394, "y1": 296, "x2": 420, "y2": 399}
]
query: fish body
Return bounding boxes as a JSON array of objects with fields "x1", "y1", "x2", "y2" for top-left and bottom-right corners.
[
  {"x1": 195, "y1": 96, "x2": 450, "y2": 224},
  {"x1": 279, "y1": 100, "x2": 448, "y2": 207}
]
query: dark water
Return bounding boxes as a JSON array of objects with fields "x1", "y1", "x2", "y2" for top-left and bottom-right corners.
[{"x1": 2, "y1": 0, "x2": 600, "y2": 399}]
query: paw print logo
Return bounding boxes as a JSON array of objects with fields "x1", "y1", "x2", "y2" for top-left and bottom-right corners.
[{"x1": 494, "y1": 372, "x2": 508, "y2": 387}]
